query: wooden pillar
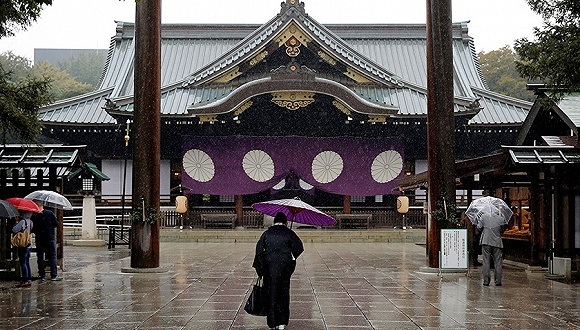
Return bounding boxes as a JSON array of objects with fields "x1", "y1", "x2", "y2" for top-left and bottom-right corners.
[
  {"x1": 131, "y1": 0, "x2": 161, "y2": 269},
  {"x1": 11, "y1": 169, "x2": 18, "y2": 196},
  {"x1": 49, "y1": 166, "x2": 57, "y2": 190},
  {"x1": 465, "y1": 181, "x2": 475, "y2": 267},
  {"x1": 0, "y1": 169, "x2": 6, "y2": 199},
  {"x1": 343, "y1": 195, "x2": 351, "y2": 214},
  {"x1": 235, "y1": 194, "x2": 243, "y2": 227},
  {"x1": 35, "y1": 169, "x2": 43, "y2": 190},
  {"x1": 23, "y1": 168, "x2": 31, "y2": 192},
  {"x1": 56, "y1": 179, "x2": 64, "y2": 269},
  {"x1": 426, "y1": 0, "x2": 455, "y2": 268}
]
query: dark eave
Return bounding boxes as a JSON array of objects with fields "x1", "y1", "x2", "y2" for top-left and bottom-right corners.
[{"x1": 186, "y1": 76, "x2": 399, "y2": 116}]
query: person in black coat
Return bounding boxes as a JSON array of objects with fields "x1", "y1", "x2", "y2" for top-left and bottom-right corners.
[
  {"x1": 31, "y1": 202, "x2": 62, "y2": 281},
  {"x1": 252, "y1": 212, "x2": 304, "y2": 330}
]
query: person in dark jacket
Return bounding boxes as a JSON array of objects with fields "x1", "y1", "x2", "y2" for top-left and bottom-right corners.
[
  {"x1": 31, "y1": 202, "x2": 62, "y2": 281},
  {"x1": 252, "y1": 212, "x2": 304, "y2": 330}
]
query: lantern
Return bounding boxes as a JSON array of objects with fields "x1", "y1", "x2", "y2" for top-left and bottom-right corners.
[
  {"x1": 397, "y1": 195, "x2": 409, "y2": 214},
  {"x1": 175, "y1": 195, "x2": 188, "y2": 214}
]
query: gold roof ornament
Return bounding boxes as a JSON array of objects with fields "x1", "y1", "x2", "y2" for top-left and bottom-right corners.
[{"x1": 271, "y1": 91, "x2": 315, "y2": 110}]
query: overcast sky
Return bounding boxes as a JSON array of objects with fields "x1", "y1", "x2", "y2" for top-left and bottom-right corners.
[{"x1": 0, "y1": 0, "x2": 543, "y2": 61}]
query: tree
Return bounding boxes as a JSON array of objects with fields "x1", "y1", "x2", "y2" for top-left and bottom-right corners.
[
  {"x1": 32, "y1": 61, "x2": 93, "y2": 100},
  {"x1": 0, "y1": 51, "x2": 32, "y2": 81},
  {"x1": 0, "y1": 1, "x2": 53, "y2": 144},
  {"x1": 0, "y1": 0, "x2": 53, "y2": 38},
  {"x1": 514, "y1": 0, "x2": 580, "y2": 98},
  {"x1": 478, "y1": 46, "x2": 535, "y2": 101},
  {"x1": 57, "y1": 52, "x2": 106, "y2": 88},
  {"x1": 0, "y1": 66, "x2": 51, "y2": 143}
]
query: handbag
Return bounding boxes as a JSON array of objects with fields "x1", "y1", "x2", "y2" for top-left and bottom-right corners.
[
  {"x1": 244, "y1": 276, "x2": 266, "y2": 316},
  {"x1": 11, "y1": 223, "x2": 31, "y2": 248}
]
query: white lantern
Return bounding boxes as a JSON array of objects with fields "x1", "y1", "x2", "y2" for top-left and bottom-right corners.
[
  {"x1": 397, "y1": 196, "x2": 409, "y2": 214},
  {"x1": 175, "y1": 195, "x2": 188, "y2": 213}
]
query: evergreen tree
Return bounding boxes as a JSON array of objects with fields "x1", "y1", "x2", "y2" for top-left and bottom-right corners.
[
  {"x1": 0, "y1": 1, "x2": 53, "y2": 143},
  {"x1": 0, "y1": 1, "x2": 53, "y2": 38},
  {"x1": 515, "y1": 0, "x2": 580, "y2": 98},
  {"x1": 0, "y1": 66, "x2": 51, "y2": 143}
]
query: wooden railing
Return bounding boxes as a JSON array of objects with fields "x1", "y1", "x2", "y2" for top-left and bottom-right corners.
[{"x1": 159, "y1": 207, "x2": 427, "y2": 229}]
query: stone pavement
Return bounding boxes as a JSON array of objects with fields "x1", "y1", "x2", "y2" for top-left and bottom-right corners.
[{"x1": 0, "y1": 241, "x2": 579, "y2": 330}]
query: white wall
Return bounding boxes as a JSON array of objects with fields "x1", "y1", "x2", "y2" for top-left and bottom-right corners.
[{"x1": 101, "y1": 159, "x2": 171, "y2": 200}]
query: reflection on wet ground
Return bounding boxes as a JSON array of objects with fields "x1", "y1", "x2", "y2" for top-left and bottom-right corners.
[{"x1": 0, "y1": 242, "x2": 579, "y2": 329}]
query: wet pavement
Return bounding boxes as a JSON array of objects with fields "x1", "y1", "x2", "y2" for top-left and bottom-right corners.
[{"x1": 0, "y1": 242, "x2": 579, "y2": 330}]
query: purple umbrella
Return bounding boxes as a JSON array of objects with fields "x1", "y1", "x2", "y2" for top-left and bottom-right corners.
[{"x1": 252, "y1": 197, "x2": 336, "y2": 227}]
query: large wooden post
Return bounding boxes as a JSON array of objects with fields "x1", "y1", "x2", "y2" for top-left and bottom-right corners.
[
  {"x1": 426, "y1": 0, "x2": 456, "y2": 268},
  {"x1": 131, "y1": 0, "x2": 161, "y2": 268},
  {"x1": 343, "y1": 195, "x2": 351, "y2": 214},
  {"x1": 235, "y1": 195, "x2": 243, "y2": 227}
]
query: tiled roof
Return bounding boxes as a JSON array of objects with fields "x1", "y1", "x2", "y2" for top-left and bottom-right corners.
[
  {"x1": 0, "y1": 144, "x2": 85, "y2": 178},
  {"x1": 38, "y1": 4, "x2": 529, "y2": 126},
  {"x1": 469, "y1": 87, "x2": 532, "y2": 126},
  {"x1": 556, "y1": 94, "x2": 580, "y2": 129},
  {"x1": 38, "y1": 88, "x2": 116, "y2": 125}
]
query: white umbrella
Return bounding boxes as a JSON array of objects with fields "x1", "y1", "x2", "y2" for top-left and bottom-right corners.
[
  {"x1": 465, "y1": 196, "x2": 512, "y2": 228},
  {"x1": 24, "y1": 190, "x2": 73, "y2": 210}
]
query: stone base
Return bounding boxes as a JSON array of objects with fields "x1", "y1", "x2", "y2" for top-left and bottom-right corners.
[
  {"x1": 70, "y1": 239, "x2": 107, "y2": 247},
  {"x1": 418, "y1": 266, "x2": 468, "y2": 274},
  {"x1": 121, "y1": 266, "x2": 169, "y2": 274}
]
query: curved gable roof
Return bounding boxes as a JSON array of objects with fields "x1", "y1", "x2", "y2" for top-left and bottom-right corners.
[
  {"x1": 39, "y1": 0, "x2": 530, "y2": 126},
  {"x1": 180, "y1": 4, "x2": 404, "y2": 89}
]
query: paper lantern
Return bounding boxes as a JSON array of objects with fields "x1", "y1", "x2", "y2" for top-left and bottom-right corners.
[
  {"x1": 397, "y1": 196, "x2": 409, "y2": 214},
  {"x1": 175, "y1": 195, "x2": 188, "y2": 213}
]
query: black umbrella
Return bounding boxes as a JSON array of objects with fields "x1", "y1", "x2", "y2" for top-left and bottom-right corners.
[{"x1": 0, "y1": 199, "x2": 20, "y2": 218}]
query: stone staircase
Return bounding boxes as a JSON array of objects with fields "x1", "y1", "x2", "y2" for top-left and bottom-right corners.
[{"x1": 160, "y1": 228, "x2": 426, "y2": 244}]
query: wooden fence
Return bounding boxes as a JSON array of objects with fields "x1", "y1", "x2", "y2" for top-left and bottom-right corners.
[{"x1": 159, "y1": 207, "x2": 427, "y2": 229}]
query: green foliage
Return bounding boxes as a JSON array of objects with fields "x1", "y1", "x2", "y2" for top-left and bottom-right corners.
[
  {"x1": 0, "y1": 51, "x2": 32, "y2": 81},
  {"x1": 514, "y1": 0, "x2": 580, "y2": 99},
  {"x1": 430, "y1": 193, "x2": 459, "y2": 228},
  {"x1": 478, "y1": 46, "x2": 535, "y2": 102},
  {"x1": 202, "y1": 194, "x2": 211, "y2": 203},
  {"x1": 0, "y1": 66, "x2": 51, "y2": 144},
  {"x1": 32, "y1": 61, "x2": 93, "y2": 100},
  {"x1": 57, "y1": 52, "x2": 106, "y2": 88},
  {"x1": 0, "y1": 0, "x2": 53, "y2": 38},
  {"x1": 1, "y1": 52, "x2": 96, "y2": 100},
  {"x1": 130, "y1": 201, "x2": 162, "y2": 225}
]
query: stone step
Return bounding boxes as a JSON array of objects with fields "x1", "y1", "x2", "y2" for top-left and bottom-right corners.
[{"x1": 160, "y1": 228, "x2": 426, "y2": 243}]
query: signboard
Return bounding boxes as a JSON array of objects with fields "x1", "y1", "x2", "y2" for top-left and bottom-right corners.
[{"x1": 440, "y1": 229, "x2": 468, "y2": 269}]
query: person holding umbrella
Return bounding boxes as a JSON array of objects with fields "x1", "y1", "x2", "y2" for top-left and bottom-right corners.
[
  {"x1": 12, "y1": 212, "x2": 34, "y2": 287},
  {"x1": 252, "y1": 212, "x2": 304, "y2": 330},
  {"x1": 465, "y1": 196, "x2": 513, "y2": 287},
  {"x1": 31, "y1": 201, "x2": 62, "y2": 281}
]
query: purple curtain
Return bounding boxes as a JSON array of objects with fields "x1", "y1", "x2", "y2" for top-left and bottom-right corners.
[{"x1": 182, "y1": 136, "x2": 404, "y2": 196}]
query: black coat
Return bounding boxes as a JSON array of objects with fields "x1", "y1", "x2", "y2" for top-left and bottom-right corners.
[
  {"x1": 252, "y1": 224, "x2": 304, "y2": 328},
  {"x1": 31, "y1": 209, "x2": 58, "y2": 245}
]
